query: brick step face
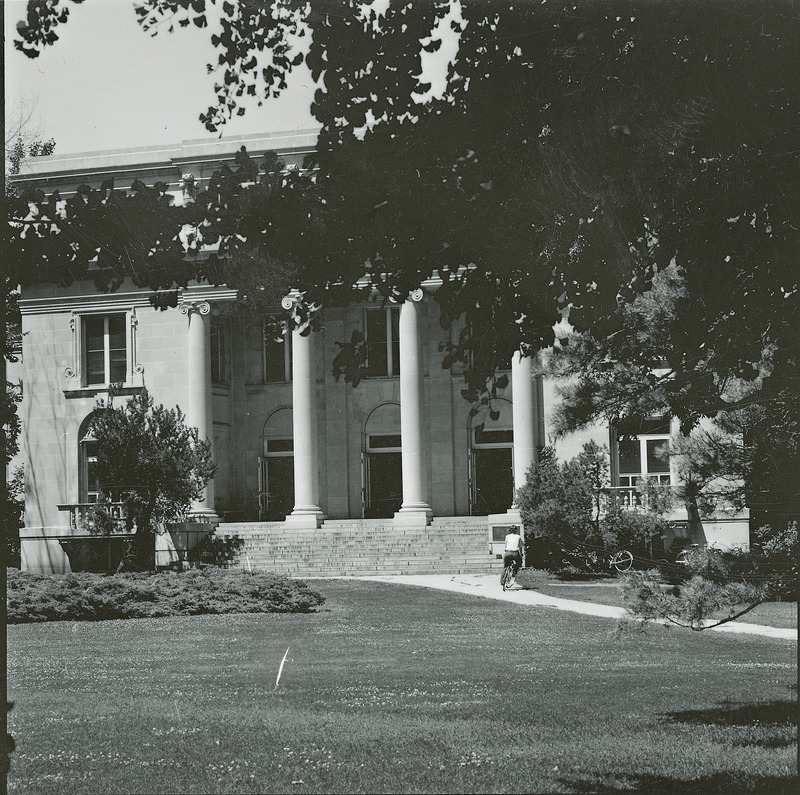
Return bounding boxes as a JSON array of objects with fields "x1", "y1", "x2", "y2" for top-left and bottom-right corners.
[{"x1": 215, "y1": 517, "x2": 497, "y2": 577}]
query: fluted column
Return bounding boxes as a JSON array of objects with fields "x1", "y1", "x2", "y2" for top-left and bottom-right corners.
[
  {"x1": 286, "y1": 307, "x2": 324, "y2": 527},
  {"x1": 181, "y1": 300, "x2": 216, "y2": 517},
  {"x1": 511, "y1": 349, "x2": 537, "y2": 499},
  {"x1": 395, "y1": 289, "x2": 432, "y2": 525}
]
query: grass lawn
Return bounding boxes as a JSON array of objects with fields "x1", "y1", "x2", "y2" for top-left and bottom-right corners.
[
  {"x1": 518, "y1": 570, "x2": 799, "y2": 630},
  {"x1": 8, "y1": 579, "x2": 797, "y2": 794}
]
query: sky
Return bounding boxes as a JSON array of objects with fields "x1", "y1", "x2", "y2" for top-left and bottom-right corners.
[{"x1": 4, "y1": 0, "x2": 319, "y2": 156}]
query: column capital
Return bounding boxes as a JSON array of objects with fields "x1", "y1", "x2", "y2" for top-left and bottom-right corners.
[
  {"x1": 180, "y1": 300, "x2": 211, "y2": 316},
  {"x1": 281, "y1": 291, "x2": 301, "y2": 310},
  {"x1": 409, "y1": 288, "x2": 424, "y2": 302}
]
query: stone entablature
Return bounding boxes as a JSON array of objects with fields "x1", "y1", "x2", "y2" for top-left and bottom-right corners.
[{"x1": 11, "y1": 129, "x2": 320, "y2": 200}]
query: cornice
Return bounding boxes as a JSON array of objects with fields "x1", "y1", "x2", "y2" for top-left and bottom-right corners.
[
  {"x1": 19, "y1": 291, "x2": 156, "y2": 315},
  {"x1": 19, "y1": 284, "x2": 240, "y2": 315}
]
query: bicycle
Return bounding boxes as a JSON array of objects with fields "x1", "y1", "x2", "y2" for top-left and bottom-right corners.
[
  {"x1": 608, "y1": 549, "x2": 634, "y2": 573},
  {"x1": 582, "y1": 547, "x2": 634, "y2": 573},
  {"x1": 500, "y1": 562, "x2": 516, "y2": 591}
]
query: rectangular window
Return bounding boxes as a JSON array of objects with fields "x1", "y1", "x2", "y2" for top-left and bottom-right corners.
[
  {"x1": 83, "y1": 314, "x2": 127, "y2": 386},
  {"x1": 368, "y1": 434, "x2": 402, "y2": 450},
  {"x1": 365, "y1": 306, "x2": 400, "y2": 377},
  {"x1": 264, "y1": 322, "x2": 291, "y2": 383},
  {"x1": 210, "y1": 320, "x2": 228, "y2": 385},
  {"x1": 83, "y1": 441, "x2": 101, "y2": 503},
  {"x1": 616, "y1": 424, "x2": 673, "y2": 487}
]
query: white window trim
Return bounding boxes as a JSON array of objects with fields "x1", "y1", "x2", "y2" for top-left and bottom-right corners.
[
  {"x1": 65, "y1": 308, "x2": 143, "y2": 392},
  {"x1": 613, "y1": 418, "x2": 678, "y2": 487}
]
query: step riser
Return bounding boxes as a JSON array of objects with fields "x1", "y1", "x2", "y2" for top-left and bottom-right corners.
[{"x1": 216, "y1": 518, "x2": 498, "y2": 576}]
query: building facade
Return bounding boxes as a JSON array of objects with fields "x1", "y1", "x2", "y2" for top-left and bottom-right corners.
[{"x1": 12, "y1": 132, "x2": 749, "y2": 573}]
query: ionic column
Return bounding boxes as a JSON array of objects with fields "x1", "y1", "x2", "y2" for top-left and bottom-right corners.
[
  {"x1": 181, "y1": 300, "x2": 216, "y2": 517},
  {"x1": 511, "y1": 348, "x2": 537, "y2": 498},
  {"x1": 395, "y1": 289, "x2": 432, "y2": 525},
  {"x1": 285, "y1": 303, "x2": 324, "y2": 527}
]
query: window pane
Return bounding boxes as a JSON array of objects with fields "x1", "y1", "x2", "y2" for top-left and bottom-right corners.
[
  {"x1": 109, "y1": 351, "x2": 127, "y2": 383},
  {"x1": 85, "y1": 316, "x2": 105, "y2": 354},
  {"x1": 85, "y1": 442, "x2": 101, "y2": 501},
  {"x1": 366, "y1": 309, "x2": 388, "y2": 377},
  {"x1": 267, "y1": 439, "x2": 293, "y2": 453},
  {"x1": 640, "y1": 417, "x2": 671, "y2": 435},
  {"x1": 618, "y1": 438, "x2": 641, "y2": 474},
  {"x1": 390, "y1": 307, "x2": 400, "y2": 376},
  {"x1": 107, "y1": 315, "x2": 126, "y2": 351},
  {"x1": 646, "y1": 439, "x2": 671, "y2": 474},
  {"x1": 86, "y1": 352, "x2": 105, "y2": 385},
  {"x1": 474, "y1": 428, "x2": 514, "y2": 445},
  {"x1": 265, "y1": 334, "x2": 287, "y2": 383},
  {"x1": 368, "y1": 434, "x2": 401, "y2": 449},
  {"x1": 211, "y1": 325, "x2": 226, "y2": 384}
]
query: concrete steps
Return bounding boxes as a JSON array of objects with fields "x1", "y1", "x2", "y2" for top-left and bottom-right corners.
[{"x1": 215, "y1": 517, "x2": 502, "y2": 577}]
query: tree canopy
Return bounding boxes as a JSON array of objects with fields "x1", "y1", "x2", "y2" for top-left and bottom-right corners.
[{"x1": 11, "y1": 1, "x2": 800, "y2": 423}]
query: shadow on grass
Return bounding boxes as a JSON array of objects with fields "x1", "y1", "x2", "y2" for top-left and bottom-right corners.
[
  {"x1": 563, "y1": 772, "x2": 797, "y2": 793},
  {"x1": 667, "y1": 699, "x2": 797, "y2": 729},
  {"x1": 663, "y1": 698, "x2": 798, "y2": 750},
  {"x1": 560, "y1": 700, "x2": 797, "y2": 792}
]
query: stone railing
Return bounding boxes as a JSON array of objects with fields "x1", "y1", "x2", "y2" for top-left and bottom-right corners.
[
  {"x1": 57, "y1": 502, "x2": 128, "y2": 534},
  {"x1": 602, "y1": 484, "x2": 674, "y2": 512},
  {"x1": 604, "y1": 486, "x2": 644, "y2": 509}
]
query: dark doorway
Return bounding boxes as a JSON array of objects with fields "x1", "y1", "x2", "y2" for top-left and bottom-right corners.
[
  {"x1": 259, "y1": 455, "x2": 294, "y2": 521},
  {"x1": 472, "y1": 447, "x2": 514, "y2": 515},
  {"x1": 365, "y1": 451, "x2": 402, "y2": 518}
]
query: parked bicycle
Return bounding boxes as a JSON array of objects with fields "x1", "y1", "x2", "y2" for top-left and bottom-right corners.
[{"x1": 582, "y1": 547, "x2": 634, "y2": 573}]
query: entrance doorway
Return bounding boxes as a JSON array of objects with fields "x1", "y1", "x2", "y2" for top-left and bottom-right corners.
[
  {"x1": 364, "y1": 437, "x2": 402, "y2": 518},
  {"x1": 259, "y1": 408, "x2": 294, "y2": 521},
  {"x1": 363, "y1": 403, "x2": 403, "y2": 519},
  {"x1": 470, "y1": 399, "x2": 515, "y2": 515}
]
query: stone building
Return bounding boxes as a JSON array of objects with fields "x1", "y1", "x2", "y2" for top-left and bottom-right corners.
[{"x1": 11, "y1": 132, "x2": 749, "y2": 574}]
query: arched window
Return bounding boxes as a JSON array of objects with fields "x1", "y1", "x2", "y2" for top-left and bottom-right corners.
[{"x1": 78, "y1": 412, "x2": 103, "y2": 504}]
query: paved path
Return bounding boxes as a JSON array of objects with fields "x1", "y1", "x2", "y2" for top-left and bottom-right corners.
[{"x1": 349, "y1": 573, "x2": 797, "y2": 641}]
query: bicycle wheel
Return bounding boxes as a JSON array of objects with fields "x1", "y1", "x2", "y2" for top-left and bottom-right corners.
[
  {"x1": 610, "y1": 550, "x2": 634, "y2": 573},
  {"x1": 501, "y1": 565, "x2": 513, "y2": 590}
]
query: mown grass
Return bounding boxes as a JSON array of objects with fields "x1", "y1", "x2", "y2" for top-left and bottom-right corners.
[
  {"x1": 517, "y1": 570, "x2": 799, "y2": 629},
  {"x1": 7, "y1": 580, "x2": 797, "y2": 794}
]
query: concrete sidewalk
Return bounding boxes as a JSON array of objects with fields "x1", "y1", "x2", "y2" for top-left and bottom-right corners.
[{"x1": 352, "y1": 572, "x2": 797, "y2": 641}]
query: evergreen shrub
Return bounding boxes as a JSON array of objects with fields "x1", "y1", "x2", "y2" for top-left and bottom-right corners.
[{"x1": 7, "y1": 567, "x2": 325, "y2": 623}]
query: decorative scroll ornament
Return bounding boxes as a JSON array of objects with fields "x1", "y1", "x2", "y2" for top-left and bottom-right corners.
[
  {"x1": 410, "y1": 288, "x2": 424, "y2": 302},
  {"x1": 180, "y1": 301, "x2": 211, "y2": 316}
]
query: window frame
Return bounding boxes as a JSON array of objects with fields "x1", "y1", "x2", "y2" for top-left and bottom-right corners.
[
  {"x1": 262, "y1": 318, "x2": 292, "y2": 384},
  {"x1": 613, "y1": 419, "x2": 674, "y2": 488},
  {"x1": 364, "y1": 304, "x2": 400, "y2": 378},
  {"x1": 82, "y1": 313, "x2": 129, "y2": 387},
  {"x1": 210, "y1": 316, "x2": 230, "y2": 386},
  {"x1": 64, "y1": 308, "x2": 142, "y2": 394}
]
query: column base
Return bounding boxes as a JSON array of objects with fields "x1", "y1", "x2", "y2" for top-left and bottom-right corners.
[
  {"x1": 187, "y1": 510, "x2": 220, "y2": 526},
  {"x1": 394, "y1": 505, "x2": 433, "y2": 527},
  {"x1": 285, "y1": 510, "x2": 325, "y2": 529}
]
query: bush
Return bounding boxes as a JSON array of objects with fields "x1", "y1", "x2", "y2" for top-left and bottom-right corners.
[
  {"x1": 518, "y1": 443, "x2": 672, "y2": 577},
  {"x1": 187, "y1": 534, "x2": 244, "y2": 566},
  {"x1": 6, "y1": 568, "x2": 326, "y2": 623}
]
